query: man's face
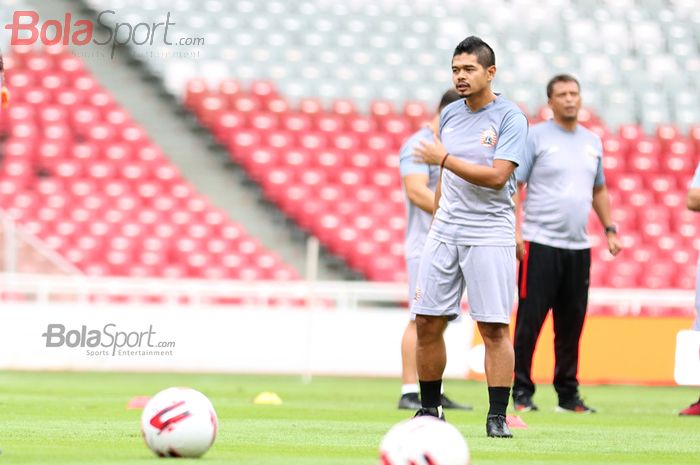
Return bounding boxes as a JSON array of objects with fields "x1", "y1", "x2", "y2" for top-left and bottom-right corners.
[
  {"x1": 451, "y1": 53, "x2": 494, "y2": 98},
  {"x1": 548, "y1": 80, "x2": 581, "y2": 121}
]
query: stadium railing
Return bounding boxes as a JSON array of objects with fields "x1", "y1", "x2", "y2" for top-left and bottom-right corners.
[{"x1": 0, "y1": 273, "x2": 694, "y2": 315}]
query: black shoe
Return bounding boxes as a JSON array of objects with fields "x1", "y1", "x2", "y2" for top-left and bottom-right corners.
[
  {"x1": 486, "y1": 414, "x2": 513, "y2": 438},
  {"x1": 556, "y1": 396, "x2": 596, "y2": 413},
  {"x1": 440, "y1": 393, "x2": 473, "y2": 411},
  {"x1": 414, "y1": 406, "x2": 445, "y2": 421},
  {"x1": 513, "y1": 395, "x2": 539, "y2": 412},
  {"x1": 398, "y1": 393, "x2": 422, "y2": 410}
]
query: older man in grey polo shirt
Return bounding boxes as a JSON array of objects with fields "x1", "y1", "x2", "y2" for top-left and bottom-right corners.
[{"x1": 512, "y1": 74, "x2": 622, "y2": 414}]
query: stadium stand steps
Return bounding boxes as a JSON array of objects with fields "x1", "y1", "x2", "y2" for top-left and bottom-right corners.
[
  {"x1": 26, "y1": 0, "x2": 355, "y2": 281},
  {"x1": 0, "y1": 45, "x2": 306, "y2": 281}
]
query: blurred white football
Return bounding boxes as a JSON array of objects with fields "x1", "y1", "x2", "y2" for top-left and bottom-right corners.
[
  {"x1": 379, "y1": 416, "x2": 470, "y2": 465},
  {"x1": 141, "y1": 387, "x2": 218, "y2": 458}
]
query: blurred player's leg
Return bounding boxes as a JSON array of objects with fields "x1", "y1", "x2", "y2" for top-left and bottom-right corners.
[
  {"x1": 398, "y1": 320, "x2": 421, "y2": 409},
  {"x1": 415, "y1": 314, "x2": 448, "y2": 420},
  {"x1": 513, "y1": 242, "x2": 559, "y2": 411}
]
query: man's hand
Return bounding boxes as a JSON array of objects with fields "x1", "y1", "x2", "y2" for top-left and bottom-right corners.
[
  {"x1": 607, "y1": 233, "x2": 622, "y2": 256},
  {"x1": 413, "y1": 134, "x2": 447, "y2": 166},
  {"x1": 1, "y1": 86, "x2": 8, "y2": 109},
  {"x1": 516, "y1": 232, "x2": 525, "y2": 261}
]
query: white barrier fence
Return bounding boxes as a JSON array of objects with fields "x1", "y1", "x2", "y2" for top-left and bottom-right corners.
[
  {"x1": 0, "y1": 274, "x2": 695, "y2": 376},
  {"x1": 0, "y1": 274, "x2": 695, "y2": 313}
]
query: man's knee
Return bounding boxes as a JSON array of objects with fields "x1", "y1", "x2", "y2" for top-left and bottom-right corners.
[
  {"x1": 478, "y1": 322, "x2": 510, "y2": 344},
  {"x1": 415, "y1": 315, "x2": 447, "y2": 342}
]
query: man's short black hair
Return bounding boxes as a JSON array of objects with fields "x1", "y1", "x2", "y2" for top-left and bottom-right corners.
[
  {"x1": 546, "y1": 74, "x2": 580, "y2": 99},
  {"x1": 437, "y1": 89, "x2": 462, "y2": 112},
  {"x1": 453, "y1": 36, "x2": 495, "y2": 69}
]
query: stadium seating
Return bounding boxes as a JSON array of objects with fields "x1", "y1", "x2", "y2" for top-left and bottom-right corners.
[
  {"x1": 0, "y1": 47, "x2": 299, "y2": 281},
  {"x1": 187, "y1": 78, "x2": 699, "y2": 288},
  {"x1": 86, "y1": 0, "x2": 700, "y2": 132},
  {"x1": 4, "y1": 2, "x2": 700, "y2": 291},
  {"x1": 186, "y1": 78, "x2": 413, "y2": 281}
]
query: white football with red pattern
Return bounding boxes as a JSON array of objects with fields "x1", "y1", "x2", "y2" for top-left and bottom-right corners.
[
  {"x1": 379, "y1": 416, "x2": 470, "y2": 465},
  {"x1": 141, "y1": 387, "x2": 218, "y2": 458}
]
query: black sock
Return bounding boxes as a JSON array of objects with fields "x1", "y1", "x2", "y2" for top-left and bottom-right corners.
[
  {"x1": 488, "y1": 386, "x2": 510, "y2": 416},
  {"x1": 419, "y1": 380, "x2": 442, "y2": 408}
]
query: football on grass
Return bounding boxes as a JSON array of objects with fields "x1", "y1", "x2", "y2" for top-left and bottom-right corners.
[
  {"x1": 141, "y1": 387, "x2": 218, "y2": 458},
  {"x1": 379, "y1": 416, "x2": 470, "y2": 465}
]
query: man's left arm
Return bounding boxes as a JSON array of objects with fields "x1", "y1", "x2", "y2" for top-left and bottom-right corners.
[
  {"x1": 413, "y1": 112, "x2": 527, "y2": 190},
  {"x1": 592, "y1": 184, "x2": 622, "y2": 256}
]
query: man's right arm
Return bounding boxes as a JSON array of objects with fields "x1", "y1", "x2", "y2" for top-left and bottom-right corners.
[
  {"x1": 402, "y1": 173, "x2": 434, "y2": 214},
  {"x1": 688, "y1": 187, "x2": 700, "y2": 212},
  {"x1": 514, "y1": 182, "x2": 525, "y2": 260}
]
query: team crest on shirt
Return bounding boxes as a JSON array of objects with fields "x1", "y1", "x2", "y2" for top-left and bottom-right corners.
[
  {"x1": 585, "y1": 145, "x2": 598, "y2": 159},
  {"x1": 480, "y1": 127, "x2": 498, "y2": 147}
]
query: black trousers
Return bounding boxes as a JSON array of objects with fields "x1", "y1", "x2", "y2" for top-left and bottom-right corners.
[{"x1": 513, "y1": 242, "x2": 591, "y2": 403}]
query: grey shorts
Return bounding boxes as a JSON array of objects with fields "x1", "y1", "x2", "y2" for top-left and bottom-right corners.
[
  {"x1": 407, "y1": 257, "x2": 421, "y2": 310},
  {"x1": 411, "y1": 237, "x2": 516, "y2": 324}
]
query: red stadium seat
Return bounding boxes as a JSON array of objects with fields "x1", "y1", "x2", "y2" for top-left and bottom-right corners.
[
  {"x1": 198, "y1": 94, "x2": 227, "y2": 128},
  {"x1": 249, "y1": 80, "x2": 278, "y2": 106},
  {"x1": 331, "y1": 99, "x2": 358, "y2": 118},
  {"x1": 277, "y1": 183, "x2": 309, "y2": 218},
  {"x1": 280, "y1": 112, "x2": 312, "y2": 133},
  {"x1": 607, "y1": 260, "x2": 640, "y2": 287},
  {"x1": 212, "y1": 110, "x2": 246, "y2": 142},
  {"x1": 640, "y1": 261, "x2": 677, "y2": 289},
  {"x1": 661, "y1": 151, "x2": 694, "y2": 174},
  {"x1": 298, "y1": 131, "x2": 327, "y2": 151},
  {"x1": 298, "y1": 98, "x2": 323, "y2": 121},
  {"x1": 403, "y1": 101, "x2": 430, "y2": 130},
  {"x1": 217, "y1": 79, "x2": 241, "y2": 107},
  {"x1": 370, "y1": 100, "x2": 396, "y2": 124},
  {"x1": 244, "y1": 147, "x2": 280, "y2": 182},
  {"x1": 316, "y1": 114, "x2": 343, "y2": 133},
  {"x1": 249, "y1": 112, "x2": 279, "y2": 132},
  {"x1": 619, "y1": 124, "x2": 643, "y2": 145},
  {"x1": 347, "y1": 115, "x2": 376, "y2": 134},
  {"x1": 628, "y1": 151, "x2": 659, "y2": 174},
  {"x1": 266, "y1": 97, "x2": 289, "y2": 115}
]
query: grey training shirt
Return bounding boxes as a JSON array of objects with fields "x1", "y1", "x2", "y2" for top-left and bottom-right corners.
[
  {"x1": 430, "y1": 96, "x2": 528, "y2": 246},
  {"x1": 516, "y1": 120, "x2": 605, "y2": 249}
]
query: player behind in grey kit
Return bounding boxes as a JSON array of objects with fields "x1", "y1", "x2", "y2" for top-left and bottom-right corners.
[{"x1": 412, "y1": 36, "x2": 528, "y2": 438}]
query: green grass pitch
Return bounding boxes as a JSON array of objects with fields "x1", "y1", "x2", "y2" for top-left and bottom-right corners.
[{"x1": 1, "y1": 371, "x2": 699, "y2": 464}]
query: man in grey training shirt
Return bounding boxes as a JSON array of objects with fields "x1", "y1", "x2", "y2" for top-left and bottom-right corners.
[
  {"x1": 412, "y1": 36, "x2": 528, "y2": 438},
  {"x1": 512, "y1": 75, "x2": 622, "y2": 414},
  {"x1": 679, "y1": 161, "x2": 700, "y2": 416},
  {"x1": 397, "y1": 89, "x2": 471, "y2": 412}
]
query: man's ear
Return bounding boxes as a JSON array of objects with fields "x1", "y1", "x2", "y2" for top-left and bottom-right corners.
[{"x1": 487, "y1": 65, "x2": 496, "y2": 82}]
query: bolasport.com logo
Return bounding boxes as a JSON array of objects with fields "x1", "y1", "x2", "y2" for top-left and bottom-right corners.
[
  {"x1": 4, "y1": 10, "x2": 205, "y2": 59},
  {"x1": 42, "y1": 323, "x2": 176, "y2": 357}
]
